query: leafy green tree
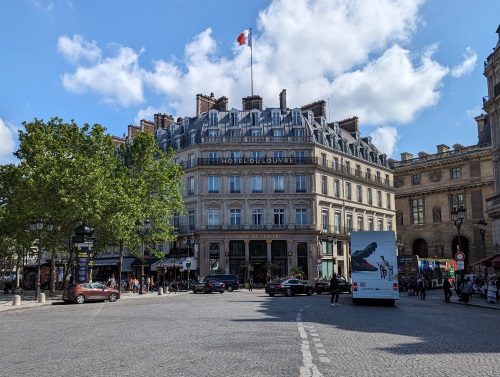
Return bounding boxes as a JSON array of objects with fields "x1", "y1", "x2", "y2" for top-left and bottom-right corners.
[{"x1": 12, "y1": 118, "x2": 119, "y2": 294}]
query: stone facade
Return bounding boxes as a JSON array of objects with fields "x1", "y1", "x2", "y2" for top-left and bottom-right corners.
[
  {"x1": 390, "y1": 130, "x2": 493, "y2": 268},
  {"x1": 155, "y1": 90, "x2": 395, "y2": 284},
  {"x1": 484, "y1": 24, "x2": 500, "y2": 250}
]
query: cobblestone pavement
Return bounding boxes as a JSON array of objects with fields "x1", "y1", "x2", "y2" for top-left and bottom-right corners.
[{"x1": 0, "y1": 288, "x2": 498, "y2": 377}]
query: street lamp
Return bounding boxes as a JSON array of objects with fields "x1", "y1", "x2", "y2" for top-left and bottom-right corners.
[
  {"x1": 478, "y1": 219, "x2": 487, "y2": 259},
  {"x1": 29, "y1": 219, "x2": 53, "y2": 300},
  {"x1": 183, "y1": 237, "x2": 194, "y2": 290},
  {"x1": 135, "y1": 219, "x2": 151, "y2": 295},
  {"x1": 451, "y1": 206, "x2": 466, "y2": 279}
]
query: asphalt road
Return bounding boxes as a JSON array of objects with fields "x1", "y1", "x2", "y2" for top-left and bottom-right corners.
[{"x1": 0, "y1": 289, "x2": 498, "y2": 377}]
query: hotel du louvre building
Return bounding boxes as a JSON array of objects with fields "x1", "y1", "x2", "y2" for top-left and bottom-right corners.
[{"x1": 144, "y1": 90, "x2": 395, "y2": 284}]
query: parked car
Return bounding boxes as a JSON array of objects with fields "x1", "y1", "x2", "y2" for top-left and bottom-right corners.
[
  {"x1": 62, "y1": 282, "x2": 120, "y2": 304},
  {"x1": 265, "y1": 278, "x2": 314, "y2": 297},
  {"x1": 313, "y1": 277, "x2": 352, "y2": 294},
  {"x1": 207, "y1": 274, "x2": 240, "y2": 292},
  {"x1": 192, "y1": 277, "x2": 225, "y2": 294}
]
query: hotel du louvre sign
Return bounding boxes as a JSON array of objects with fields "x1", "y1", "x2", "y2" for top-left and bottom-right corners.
[{"x1": 199, "y1": 157, "x2": 315, "y2": 166}]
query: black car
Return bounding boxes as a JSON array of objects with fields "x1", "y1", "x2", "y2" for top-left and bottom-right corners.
[
  {"x1": 314, "y1": 277, "x2": 352, "y2": 294},
  {"x1": 265, "y1": 278, "x2": 314, "y2": 297},
  {"x1": 207, "y1": 274, "x2": 240, "y2": 292},
  {"x1": 192, "y1": 277, "x2": 225, "y2": 294}
]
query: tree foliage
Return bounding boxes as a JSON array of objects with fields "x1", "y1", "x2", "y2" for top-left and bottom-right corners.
[{"x1": 0, "y1": 117, "x2": 185, "y2": 291}]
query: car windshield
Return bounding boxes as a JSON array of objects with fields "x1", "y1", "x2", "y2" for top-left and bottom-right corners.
[{"x1": 271, "y1": 279, "x2": 284, "y2": 284}]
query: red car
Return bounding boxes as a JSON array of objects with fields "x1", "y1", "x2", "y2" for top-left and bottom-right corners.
[{"x1": 63, "y1": 282, "x2": 120, "y2": 304}]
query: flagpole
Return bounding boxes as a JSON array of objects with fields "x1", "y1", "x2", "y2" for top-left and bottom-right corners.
[{"x1": 250, "y1": 28, "x2": 253, "y2": 97}]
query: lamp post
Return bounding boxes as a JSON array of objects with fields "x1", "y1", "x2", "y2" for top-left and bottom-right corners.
[
  {"x1": 327, "y1": 235, "x2": 338, "y2": 277},
  {"x1": 183, "y1": 237, "x2": 194, "y2": 290},
  {"x1": 135, "y1": 219, "x2": 151, "y2": 295},
  {"x1": 451, "y1": 206, "x2": 466, "y2": 280},
  {"x1": 478, "y1": 219, "x2": 487, "y2": 259},
  {"x1": 29, "y1": 220, "x2": 53, "y2": 300}
]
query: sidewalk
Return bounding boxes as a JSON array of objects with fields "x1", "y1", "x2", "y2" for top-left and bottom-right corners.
[
  {"x1": 0, "y1": 288, "x2": 186, "y2": 312},
  {"x1": 404, "y1": 288, "x2": 500, "y2": 310}
]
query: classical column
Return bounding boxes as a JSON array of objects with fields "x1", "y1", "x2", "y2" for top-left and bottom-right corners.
[{"x1": 244, "y1": 239, "x2": 250, "y2": 262}]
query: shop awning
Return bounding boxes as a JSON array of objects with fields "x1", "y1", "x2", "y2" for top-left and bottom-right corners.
[
  {"x1": 92, "y1": 258, "x2": 120, "y2": 267},
  {"x1": 467, "y1": 256, "x2": 492, "y2": 267},
  {"x1": 490, "y1": 255, "x2": 500, "y2": 266},
  {"x1": 151, "y1": 257, "x2": 198, "y2": 271},
  {"x1": 131, "y1": 258, "x2": 160, "y2": 267}
]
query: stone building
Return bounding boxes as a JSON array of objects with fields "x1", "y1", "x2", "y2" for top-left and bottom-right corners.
[
  {"x1": 390, "y1": 119, "x2": 493, "y2": 269},
  {"x1": 153, "y1": 90, "x2": 395, "y2": 284},
  {"x1": 484, "y1": 25, "x2": 500, "y2": 252}
]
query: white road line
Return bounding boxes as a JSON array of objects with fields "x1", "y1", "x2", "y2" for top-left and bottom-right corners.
[{"x1": 297, "y1": 307, "x2": 324, "y2": 377}]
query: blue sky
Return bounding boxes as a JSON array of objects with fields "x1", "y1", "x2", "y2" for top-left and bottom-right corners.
[{"x1": 1, "y1": 0, "x2": 499, "y2": 165}]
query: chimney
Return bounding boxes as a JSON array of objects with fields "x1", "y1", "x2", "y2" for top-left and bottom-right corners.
[
  {"x1": 196, "y1": 93, "x2": 217, "y2": 116},
  {"x1": 475, "y1": 114, "x2": 487, "y2": 139},
  {"x1": 436, "y1": 144, "x2": 449, "y2": 154},
  {"x1": 215, "y1": 96, "x2": 228, "y2": 112},
  {"x1": 242, "y1": 95, "x2": 263, "y2": 111},
  {"x1": 154, "y1": 113, "x2": 174, "y2": 132},
  {"x1": 400, "y1": 152, "x2": 413, "y2": 162},
  {"x1": 338, "y1": 117, "x2": 359, "y2": 133},
  {"x1": 279, "y1": 89, "x2": 287, "y2": 114},
  {"x1": 301, "y1": 100, "x2": 326, "y2": 118}
]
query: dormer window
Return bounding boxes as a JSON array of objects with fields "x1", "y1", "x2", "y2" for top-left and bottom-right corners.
[
  {"x1": 230, "y1": 111, "x2": 239, "y2": 127},
  {"x1": 251, "y1": 110, "x2": 260, "y2": 127},
  {"x1": 209, "y1": 111, "x2": 218, "y2": 127},
  {"x1": 271, "y1": 111, "x2": 281, "y2": 126},
  {"x1": 292, "y1": 110, "x2": 301, "y2": 126}
]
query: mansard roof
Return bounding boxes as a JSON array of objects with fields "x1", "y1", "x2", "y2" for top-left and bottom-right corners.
[{"x1": 155, "y1": 93, "x2": 388, "y2": 168}]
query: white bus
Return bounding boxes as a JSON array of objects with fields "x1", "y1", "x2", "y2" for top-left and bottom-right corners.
[{"x1": 351, "y1": 231, "x2": 399, "y2": 305}]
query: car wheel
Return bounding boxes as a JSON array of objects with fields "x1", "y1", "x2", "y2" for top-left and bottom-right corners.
[
  {"x1": 75, "y1": 294, "x2": 85, "y2": 304},
  {"x1": 227, "y1": 286, "x2": 233, "y2": 292},
  {"x1": 268, "y1": 293, "x2": 275, "y2": 297},
  {"x1": 306, "y1": 288, "x2": 313, "y2": 296},
  {"x1": 285, "y1": 288, "x2": 293, "y2": 297},
  {"x1": 316, "y1": 291, "x2": 322, "y2": 295},
  {"x1": 192, "y1": 289, "x2": 197, "y2": 294},
  {"x1": 109, "y1": 293, "x2": 118, "y2": 302},
  {"x1": 220, "y1": 290, "x2": 224, "y2": 294}
]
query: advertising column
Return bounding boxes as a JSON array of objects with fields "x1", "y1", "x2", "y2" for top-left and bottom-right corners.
[{"x1": 75, "y1": 243, "x2": 92, "y2": 283}]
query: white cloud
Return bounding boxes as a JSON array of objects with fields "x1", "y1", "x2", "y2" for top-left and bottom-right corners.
[
  {"x1": 57, "y1": 0, "x2": 457, "y2": 155},
  {"x1": 57, "y1": 35, "x2": 101, "y2": 64},
  {"x1": 466, "y1": 105, "x2": 484, "y2": 120},
  {"x1": 450, "y1": 47, "x2": 477, "y2": 78},
  {"x1": 0, "y1": 118, "x2": 18, "y2": 165},
  {"x1": 369, "y1": 126, "x2": 398, "y2": 156},
  {"x1": 61, "y1": 44, "x2": 145, "y2": 106}
]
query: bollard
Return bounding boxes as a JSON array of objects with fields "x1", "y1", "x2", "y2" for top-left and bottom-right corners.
[
  {"x1": 163, "y1": 287, "x2": 168, "y2": 294},
  {"x1": 38, "y1": 292, "x2": 46, "y2": 303},
  {"x1": 12, "y1": 295, "x2": 21, "y2": 306},
  {"x1": 158, "y1": 288, "x2": 163, "y2": 295}
]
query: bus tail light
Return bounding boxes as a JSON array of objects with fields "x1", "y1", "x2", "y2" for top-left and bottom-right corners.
[
  {"x1": 393, "y1": 283, "x2": 398, "y2": 291},
  {"x1": 353, "y1": 282, "x2": 358, "y2": 291}
]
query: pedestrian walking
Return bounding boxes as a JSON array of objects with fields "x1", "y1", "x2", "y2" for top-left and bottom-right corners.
[
  {"x1": 443, "y1": 278, "x2": 452, "y2": 302},
  {"x1": 248, "y1": 276, "x2": 253, "y2": 292},
  {"x1": 266, "y1": 273, "x2": 272, "y2": 284},
  {"x1": 461, "y1": 277, "x2": 473, "y2": 306},
  {"x1": 330, "y1": 274, "x2": 340, "y2": 306},
  {"x1": 146, "y1": 276, "x2": 151, "y2": 293},
  {"x1": 107, "y1": 274, "x2": 116, "y2": 289},
  {"x1": 418, "y1": 278, "x2": 426, "y2": 300}
]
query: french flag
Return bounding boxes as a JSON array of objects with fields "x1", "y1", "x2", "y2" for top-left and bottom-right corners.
[{"x1": 237, "y1": 29, "x2": 252, "y2": 47}]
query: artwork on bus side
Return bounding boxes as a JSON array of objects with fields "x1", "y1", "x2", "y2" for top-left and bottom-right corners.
[{"x1": 351, "y1": 241, "x2": 395, "y2": 281}]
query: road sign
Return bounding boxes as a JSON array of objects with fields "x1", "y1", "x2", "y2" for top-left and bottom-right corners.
[
  {"x1": 316, "y1": 264, "x2": 322, "y2": 271},
  {"x1": 455, "y1": 252, "x2": 465, "y2": 261},
  {"x1": 316, "y1": 258, "x2": 322, "y2": 264},
  {"x1": 457, "y1": 261, "x2": 464, "y2": 270}
]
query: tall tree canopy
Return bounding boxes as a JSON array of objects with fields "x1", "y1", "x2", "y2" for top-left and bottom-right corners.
[{"x1": 0, "y1": 117, "x2": 185, "y2": 291}]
